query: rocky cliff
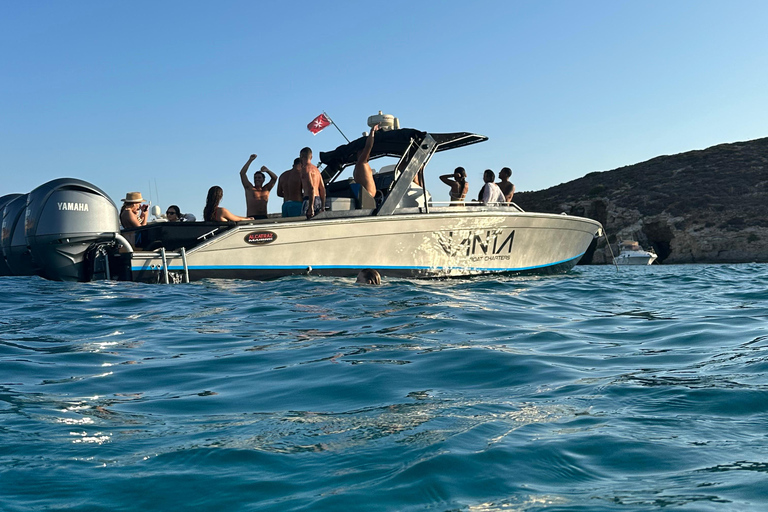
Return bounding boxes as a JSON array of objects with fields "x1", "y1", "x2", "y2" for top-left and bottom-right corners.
[{"x1": 513, "y1": 137, "x2": 768, "y2": 264}]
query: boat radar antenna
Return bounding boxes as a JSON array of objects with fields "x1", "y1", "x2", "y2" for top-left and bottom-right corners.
[{"x1": 366, "y1": 111, "x2": 399, "y2": 134}]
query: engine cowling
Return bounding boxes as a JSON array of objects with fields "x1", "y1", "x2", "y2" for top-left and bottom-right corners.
[
  {"x1": 1, "y1": 194, "x2": 34, "y2": 277},
  {"x1": 24, "y1": 178, "x2": 120, "y2": 281},
  {"x1": 0, "y1": 193, "x2": 24, "y2": 276}
]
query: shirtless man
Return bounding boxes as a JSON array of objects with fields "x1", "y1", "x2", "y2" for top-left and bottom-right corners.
[
  {"x1": 353, "y1": 124, "x2": 379, "y2": 198},
  {"x1": 298, "y1": 147, "x2": 326, "y2": 219},
  {"x1": 239, "y1": 154, "x2": 277, "y2": 219},
  {"x1": 276, "y1": 158, "x2": 304, "y2": 217},
  {"x1": 497, "y1": 167, "x2": 515, "y2": 203}
]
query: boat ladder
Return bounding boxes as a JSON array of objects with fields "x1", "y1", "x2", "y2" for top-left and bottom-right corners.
[{"x1": 131, "y1": 247, "x2": 190, "y2": 284}]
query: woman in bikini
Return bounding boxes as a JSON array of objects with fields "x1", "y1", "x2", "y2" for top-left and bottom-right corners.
[
  {"x1": 439, "y1": 167, "x2": 469, "y2": 205},
  {"x1": 203, "y1": 186, "x2": 252, "y2": 222}
]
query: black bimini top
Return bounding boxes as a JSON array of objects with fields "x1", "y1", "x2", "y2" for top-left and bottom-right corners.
[{"x1": 319, "y1": 128, "x2": 488, "y2": 180}]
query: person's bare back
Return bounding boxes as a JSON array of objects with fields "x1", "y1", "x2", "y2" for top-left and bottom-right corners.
[
  {"x1": 277, "y1": 159, "x2": 304, "y2": 203},
  {"x1": 497, "y1": 167, "x2": 515, "y2": 203},
  {"x1": 353, "y1": 124, "x2": 378, "y2": 198},
  {"x1": 298, "y1": 147, "x2": 326, "y2": 219}
]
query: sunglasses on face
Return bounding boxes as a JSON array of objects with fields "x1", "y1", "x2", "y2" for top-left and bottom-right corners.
[{"x1": 166, "y1": 212, "x2": 176, "y2": 216}]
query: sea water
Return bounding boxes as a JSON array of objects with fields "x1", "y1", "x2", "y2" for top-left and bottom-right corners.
[{"x1": 1, "y1": 264, "x2": 767, "y2": 511}]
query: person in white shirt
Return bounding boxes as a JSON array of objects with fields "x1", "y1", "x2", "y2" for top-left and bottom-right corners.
[{"x1": 478, "y1": 169, "x2": 505, "y2": 204}]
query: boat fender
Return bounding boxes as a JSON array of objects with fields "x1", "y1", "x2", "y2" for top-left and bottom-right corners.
[{"x1": 306, "y1": 266, "x2": 312, "y2": 274}]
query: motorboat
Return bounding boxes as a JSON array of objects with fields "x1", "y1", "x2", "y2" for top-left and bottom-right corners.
[
  {"x1": 614, "y1": 240, "x2": 657, "y2": 265},
  {"x1": 1, "y1": 124, "x2": 603, "y2": 283}
]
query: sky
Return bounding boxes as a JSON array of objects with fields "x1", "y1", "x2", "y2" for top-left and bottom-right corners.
[{"x1": 2, "y1": 0, "x2": 767, "y2": 216}]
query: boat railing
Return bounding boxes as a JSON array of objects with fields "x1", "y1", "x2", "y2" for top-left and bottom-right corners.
[
  {"x1": 426, "y1": 201, "x2": 526, "y2": 212},
  {"x1": 197, "y1": 228, "x2": 221, "y2": 240},
  {"x1": 377, "y1": 134, "x2": 437, "y2": 216}
]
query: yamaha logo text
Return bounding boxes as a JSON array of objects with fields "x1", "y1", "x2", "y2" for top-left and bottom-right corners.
[{"x1": 57, "y1": 202, "x2": 90, "y2": 212}]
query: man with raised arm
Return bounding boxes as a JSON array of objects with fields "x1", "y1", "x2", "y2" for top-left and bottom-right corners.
[
  {"x1": 299, "y1": 147, "x2": 326, "y2": 219},
  {"x1": 353, "y1": 124, "x2": 379, "y2": 198},
  {"x1": 276, "y1": 158, "x2": 304, "y2": 217},
  {"x1": 239, "y1": 154, "x2": 277, "y2": 219}
]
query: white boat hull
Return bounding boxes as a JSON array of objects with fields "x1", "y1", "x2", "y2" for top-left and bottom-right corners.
[
  {"x1": 130, "y1": 209, "x2": 602, "y2": 282},
  {"x1": 614, "y1": 250, "x2": 657, "y2": 265}
]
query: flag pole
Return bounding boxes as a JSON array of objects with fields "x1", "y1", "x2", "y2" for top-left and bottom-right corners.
[{"x1": 324, "y1": 111, "x2": 350, "y2": 143}]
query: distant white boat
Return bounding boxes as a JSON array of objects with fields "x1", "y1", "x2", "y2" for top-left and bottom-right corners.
[{"x1": 614, "y1": 240, "x2": 657, "y2": 266}]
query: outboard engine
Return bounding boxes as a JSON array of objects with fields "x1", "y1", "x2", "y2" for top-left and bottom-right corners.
[
  {"x1": 0, "y1": 193, "x2": 23, "y2": 276},
  {"x1": 1, "y1": 194, "x2": 35, "y2": 277},
  {"x1": 24, "y1": 178, "x2": 121, "y2": 282}
]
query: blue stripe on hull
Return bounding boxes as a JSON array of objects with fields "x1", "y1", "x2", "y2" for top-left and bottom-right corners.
[{"x1": 131, "y1": 252, "x2": 585, "y2": 275}]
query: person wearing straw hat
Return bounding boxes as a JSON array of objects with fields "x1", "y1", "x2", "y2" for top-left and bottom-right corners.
[{"x1": 119, "y1": 191, "x2": 149, "y2": 229}]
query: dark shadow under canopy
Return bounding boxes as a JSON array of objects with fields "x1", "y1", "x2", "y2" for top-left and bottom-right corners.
[{"x1": 318, "y1": 128, "x2": 488, "y2": 181}]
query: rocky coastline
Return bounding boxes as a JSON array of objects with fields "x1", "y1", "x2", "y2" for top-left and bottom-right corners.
[{"x1": 513, "y1": 137, "x2": 768, "y2": 264}]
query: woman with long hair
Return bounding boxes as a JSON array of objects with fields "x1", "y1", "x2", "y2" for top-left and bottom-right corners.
[
  {"x1": 439, "y1": 167, "x2": 468, "y2": 205},
  {"x1": 203, "y1": 186, "x2": 251, "y2": 222}
]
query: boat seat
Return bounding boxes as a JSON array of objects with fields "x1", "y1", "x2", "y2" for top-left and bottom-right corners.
[{"x1": 350, "y1": 183, "x2": 377, "y2": 209}]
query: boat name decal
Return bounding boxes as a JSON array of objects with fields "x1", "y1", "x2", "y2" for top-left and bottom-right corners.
[
  {"x1": 57, "y1": 202, "x2": 90, "y2": 212},
  {"x1": 244, "y1": 231, "x2": 278, "y2": 245},
  {"x1": 438, "y1": 230, "x2": 515, "y2": 258}
]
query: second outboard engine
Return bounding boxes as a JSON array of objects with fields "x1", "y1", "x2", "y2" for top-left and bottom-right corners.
[
  {"x1": 0, "y1": 193, "x2": 23, "y2": 276},
  {"x1": 24, "y1": 178, "x2": 121, "y2": 282},
  {"x1": 1, "y1": 194, "x2": 35, "y2": 277}
]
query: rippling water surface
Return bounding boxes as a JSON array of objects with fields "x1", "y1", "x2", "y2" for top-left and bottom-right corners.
[{"x1": 2, "y1": 264, "x2": 767, "y2": 511}]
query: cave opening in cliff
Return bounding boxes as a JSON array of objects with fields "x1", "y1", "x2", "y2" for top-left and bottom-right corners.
[{"x1": 651, "y1": 241, "x2": 671, "y2": 262}]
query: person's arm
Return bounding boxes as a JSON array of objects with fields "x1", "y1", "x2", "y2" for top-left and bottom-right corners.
[
  {"x1": 482, "y1": 184, "x2": 491, "y2": 204},
  {"x1": 219, "y1": 207, "x2": 251, "y2": 222},
  {"x1": 239, "y1": 154, "x2": 257, "y2": 189},
  {"x1": 357, "y1": 124, "x2": 379, "y2": 163},
  {"x1": 261, "y1": 166, "x2": 277, "y2": 191},
  {"x1": 276, "y1": 174, "x2": 285, "y2": 198},
  {"x1": 439, "y1": 174, "x2": 455, "y2": 186},
  {"x1": 121, "y1": 207, "x2": 146, "y2": 228},
  {"x1": 318, "y1": 177, "x2": 326, "y2": 211}
]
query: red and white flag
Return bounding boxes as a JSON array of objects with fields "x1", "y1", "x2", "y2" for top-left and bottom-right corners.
[{"x1": 307, "y1": 113, "x2": 331, "y2": 135}]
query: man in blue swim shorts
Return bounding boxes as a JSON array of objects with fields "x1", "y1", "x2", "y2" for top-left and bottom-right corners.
[{"x1": 277, "y1": 158, "x2": 304, "y2": 217}]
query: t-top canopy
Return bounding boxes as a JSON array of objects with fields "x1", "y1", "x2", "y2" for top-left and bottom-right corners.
[{"x1": 319, "y1": 128, "x2": 488, "y2": 180}]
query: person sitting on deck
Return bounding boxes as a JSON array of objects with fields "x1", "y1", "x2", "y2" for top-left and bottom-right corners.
[
  {"x1": 497, "y1": 167, "x2": 515, "y2": 203},
  {"x1": 478, "y1": 169, "x2": 505, "y2": 204},
  {"x1": 277, "y1": 158, "x2": 304, "y2": 217},
  {"x1": 119, "y1": 192, "x2": 149, "y2": 229},
  {"x1": 440, "y1": 167, "x2": 468, "y2": 205},
  {"x1": 298, "y1": 147, "x2": 326, "y2": 219},
  {"x1": 353, "y1": 124, "x2": 379, "y2": 199},
  {"x1": 203, "y1": 186, "x2": 252, "y2": 222},
  {"x1": 239, "y1": 154, "x2": 277, "y2": 219},
  {"x1": 165, "y1": 205, "x2": 196, "y2": 222}
]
